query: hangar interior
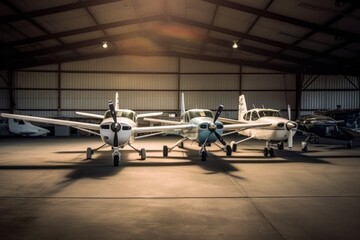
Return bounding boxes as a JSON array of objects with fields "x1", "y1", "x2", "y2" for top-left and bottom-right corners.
[{"x1": 0, "y1": 0, "x2": 360, "y2": 240}]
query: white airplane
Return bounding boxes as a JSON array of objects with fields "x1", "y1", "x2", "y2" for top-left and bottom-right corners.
[
  {"x1": 144, "y1": 93, "x2": 270, "y2": 161},
  {"x1": 8, "y1": 118, "x2": 50, "y2": 136},
  {"x1": 219, "y1": 95, "x2": 297, "y2": 157},
  {"x1": 0, "y1": 93, "x2": 192, "y2": 166}
]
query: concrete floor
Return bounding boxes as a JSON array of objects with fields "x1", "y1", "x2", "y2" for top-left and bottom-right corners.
[{"x1": 0, "y1": 135, "x2": 360, "y2": 240}]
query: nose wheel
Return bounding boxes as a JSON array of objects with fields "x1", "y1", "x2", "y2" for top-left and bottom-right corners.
[
  {"x1": 201, "y1": 150, "x2": 207, "y2": 161},
  {"x1": 263, "y1": 147, "x2": 275, "y2": 157}
]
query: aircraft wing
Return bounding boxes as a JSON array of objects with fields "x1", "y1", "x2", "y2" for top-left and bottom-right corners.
[
  {"x1": 133, "y1": 124, "x2": 195, "y2": 133},
  {"x1": 1, "y1": 113, "x2": 100, "y2": 131},
  {"x1": 223, "y1": 122, "x2": 271, "y2": 131},
  {"x1": 76, "y1": 112, "x2": 104, "y2": 119},
  {"x1": 143, "y1": 117, "x2": 181, "y2": 125},
  {"x1": 218, "y1": 117, "x2": 245, "y2": 124},
  {"x1": 138, "y1": 112, "x2": 163, "y2": 118}
]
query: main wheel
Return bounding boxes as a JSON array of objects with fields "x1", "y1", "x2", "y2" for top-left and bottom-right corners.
[
  {"x1": 269, "y1": 148, "x2": 275, "y2": 157},
  {"x1": 179, "y1": 142, "x2": 184, "y2": 148},
  {"x1": 231, "y1": 141, "x2": 237, "y2": 152},
  {"x1": 86, "y1": 147, "x2": 93, "y2": 159},
  {"x1": 301, "y1": 141, "x2": 308, "y2": 152},
  {"x1": 277, "y1": 142, "x2": 284, "y2": 150},
  {"x1": 201, "y1": 151, "x2": 207, "y2": 161},
  {"x1": 263, "y1": 147, "x2": 269, "y2": 157},
  {"x1": 163, "y1": 145, "x2": 168, "y2": 157},
  {"x1": 140, "y1": 148, "x2": 146, "y2": 160},
  {"x1": 226, "y1": 145, "x2": 232, "y2": 156},
  {"x1": 113, "y1": 155, "x2": 119, "y2": 167}
]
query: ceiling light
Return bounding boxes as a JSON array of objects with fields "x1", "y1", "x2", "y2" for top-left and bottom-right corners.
[
  {"x1": 232, "y1": 40, "x2": 238, "y2": 49},
  {"x1": 102, "y1": 41, "x2": 108, "y2": 48}
]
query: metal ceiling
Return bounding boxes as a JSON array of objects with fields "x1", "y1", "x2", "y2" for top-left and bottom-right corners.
[{"x1": 0, "y1": 0, "x2": 359, "y2": 74}]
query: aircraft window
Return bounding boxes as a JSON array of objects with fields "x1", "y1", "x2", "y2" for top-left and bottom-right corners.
[
  {"x1": 19, "y1": 120, "x2": 25, "y2": 125},
  {"x1": 189, "y1": 110, "x2": 214, "y2": 119},
  {"x1": 104, "y1": 110, "x2": 135, "y2": 121},
  {"x1": 14, "y1": 119, "x2": 18, "y2": 123},
  {"x1": 258, "y1": 110, "x2": 280, "y2": 118},
  {"x1": 245, "y1": 112, "x2": 251, "y2": 121},
  {"x1": 251, "y1": 111, "x2": 259, "y2": 121}
]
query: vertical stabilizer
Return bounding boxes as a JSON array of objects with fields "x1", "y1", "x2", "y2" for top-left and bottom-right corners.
[
  {"x1": 115, "y1": 92, "x2": 119, "y2": 110},
  {"x1": 180, "y1": 92, "x2": 185, "y2": 116},
  {"x1": 238, "y1": 95, "x2": 247, "y2": 120}
]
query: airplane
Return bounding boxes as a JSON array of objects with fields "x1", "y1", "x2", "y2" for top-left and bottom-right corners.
[
  {"x1": 219, "y1": 95, "x2": 297, "y2": 157},
  {"x1": 0, "y1": 93, "x2": 193, "y2": 166},
  {"x1": 8, "y1": 118, "x2": 50, "y2": 137},
  {"x1": 315, "y1": 107, "x2": 360, "y2": 131},
  {"x1": 296, "y1": 114, "x2": 360, "y2": 151},
  {"x1": 144, "y1": 93, "x2": 270, "y2": 161}
]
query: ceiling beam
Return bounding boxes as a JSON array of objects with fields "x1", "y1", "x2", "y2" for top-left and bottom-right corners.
[
  {"x1": 0, "y1": 0, "x2": 122, "y2": 24},
  {"x1": 171, "y1": 16, "x2": 348, "y2": 64},
  {"x1": 203, "y1": 0, "x2": 360, "y2": 42}
]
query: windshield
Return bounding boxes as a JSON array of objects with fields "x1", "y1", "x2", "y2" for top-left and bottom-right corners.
[
  {"x1": 104, "y1": 110, "x2": 136, "y2": 121},
  {"x1": 188, "y1": 110, "x2": 214, "y2": 120},
  {"x1": 258, "y1": 110, "x2": 280, "y2": 118}
]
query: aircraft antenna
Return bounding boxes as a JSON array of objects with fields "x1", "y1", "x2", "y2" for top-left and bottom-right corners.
[
  {"x1": 253, "y1": 104, "x2": 256, "y2": 109},
  {"x1": 262, "y1": 104, "x2": 265, "y2": 109}
]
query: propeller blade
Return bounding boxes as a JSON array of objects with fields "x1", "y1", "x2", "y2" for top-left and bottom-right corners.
[
  {"x1": 287, "y1": 104, "x2": 291, "y2": 120},
  {"x1": 214, "y1": 131, "x2": 227, "y2": 146},
  {"x1": 288, "y1": 130, "x2": 293, "y2": 149},
  {"x1": 108, "y1": 100, "x2": 119, "y2": 147},
  {"x1": 108, "y1": 101, "x2": 117, "y2": 123},
  {"x1": 213, "y1": 104, "x2": 224, "y2": 123}
]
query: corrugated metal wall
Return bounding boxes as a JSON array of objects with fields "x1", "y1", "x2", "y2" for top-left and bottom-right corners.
[
  {"x1": 2, "y1": 55, "x2": 310, "y2": 121},
  {"x1": 301, "y1": 75, "x2": 360, "y2": 115}
]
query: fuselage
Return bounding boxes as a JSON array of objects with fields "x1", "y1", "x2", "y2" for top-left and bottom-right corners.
[
  {"x1": 99, "y1": 110, "x2": 137, "y2": 146},
  {"x1": 179, "y1": 109, "x2": 224, "y2": 144},
  {"x1": 9, "y1": 118, "x2": 50, "y2": 136},
  {"x1": 238, "y1": 109, "x2": 296, "y2": 141}
]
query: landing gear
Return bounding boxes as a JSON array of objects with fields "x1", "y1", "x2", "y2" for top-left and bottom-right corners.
[
  {"x1": 179, "y1": 142, "x2": 184, "y2": 149},
  {"x1": 269, "y1": 148, "x2": 274, "y2": 157},
  {"x1": 301, "y1": 141, "x2": 308, "y2": 151},
  {"x1": 231, "y1": 141, "x2": 237, "y2": 152},
  {"x1": 201, "y1": 150, "x2": 207, "y2": 161},
  {"x1": 263, "y1": 141, "x2": 275, "y2": 157},
  {"x1": 112, "y1": 149, "x2": 121, "y2": 167},
  {"x1": 86, "y1": 147, "x2": 93, "y2": 159},
  {"x1": 277, "y1": 141, "x2": 284, "y2": 150},
  {"x1": 163, "y1": 145, "x2": 168, "y2": 157},
  {"x1": 140, "y1": 148, "x2": 146, "y2": 160},
  {"x1": 226, "y1": 145, "x2": 232, "y2": 156}
]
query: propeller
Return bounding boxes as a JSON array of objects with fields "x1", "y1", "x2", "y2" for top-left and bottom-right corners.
[
  {"x1": 201, "y1": 104, "x2": 227, "y2": 150},
  {"x1": 109, "y1": 100, "x2": 121, "y2": 147},
  {"x1": 286, "y1": 104, "x2": 297, "y2": 149}
]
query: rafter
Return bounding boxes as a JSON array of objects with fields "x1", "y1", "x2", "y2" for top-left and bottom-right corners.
[
  {"x1": 203, "y1": 0, "x2": 360, "y2": 42},
  {"x1": 0, "y1": 0, "x2": 122, "y2": 24}
]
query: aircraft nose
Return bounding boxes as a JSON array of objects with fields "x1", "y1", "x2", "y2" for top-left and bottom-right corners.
[
  {"x1": 208, "y1": 122, "x2": 216, "y2": 131},
  {"x1": 286, "y1": 121, "x2": 297, "y2": 130}
]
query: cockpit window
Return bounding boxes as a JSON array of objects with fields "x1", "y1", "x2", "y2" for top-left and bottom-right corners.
[
  {"x1": 188, "y1": 110, "x2": 214, "y2": 120},
  {"x1": 251, "y1": 111, "x2": 259, "y2": 121},
  {"x1": 258, "y1": 110, "x2": 280, "y2": 118},
  {"x1": 19, "y1": 120, "x2": 25, "y2": 125},
  {"x1": 104, "y1": 110, "x2": 136, "y2": 121}
]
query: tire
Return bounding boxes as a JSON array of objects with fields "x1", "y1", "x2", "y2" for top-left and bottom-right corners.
[
  {"x1": 113, "y1": 155, "x2": 119, "y2": 167},
  {"x1": 302, "y1": 146, "x2": 308, "y2": 152},
  {"x1": 231, "y1": 141, "x2": 237, "y2": 152},
  {"x1": 179, "y1": 142, "x2": 184, "y2": 148},
  {"x1": 263, "y1": 148, "x2": 269, "y2": 157},
  {"x1": 163, "y1": 145, "x2": 168, "y2": 157},
  {"x1": 269, "y1": 148, "x2": 275, "y2": 157},
  {"x1": 140, "y1": 148, "x2": 146, "y2": 160},
  {"x1": 201, "y1": 151, "x2": 207, "y2": 161},
  {"x1": 226, "y1": 145, "x2": 232, "y2": 156},
  {"x1": 86, "y1": 147, "x2": 92, "y2": 159},
  {"x1": 277, "y1": 142, "x2": 284, "y2": 150}
]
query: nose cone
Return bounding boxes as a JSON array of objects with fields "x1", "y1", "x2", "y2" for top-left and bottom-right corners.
[
  {"x1": 286, "y1": 121, "x2": 297, "y2": 130},
  {"x1": 208, "y1": 122, "x2": 216, "y2": 131}
]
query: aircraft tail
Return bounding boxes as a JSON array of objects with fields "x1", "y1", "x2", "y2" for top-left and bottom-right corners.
[
  {"x1": 238, "y1": 95, "x2": 247, "y2": 121},
  {"x1": 115, "y1": 92, "x2": 119, "y2": 110},
  {"x1": 180, "y1": 92, "x2": 185, "y2": 116}
]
